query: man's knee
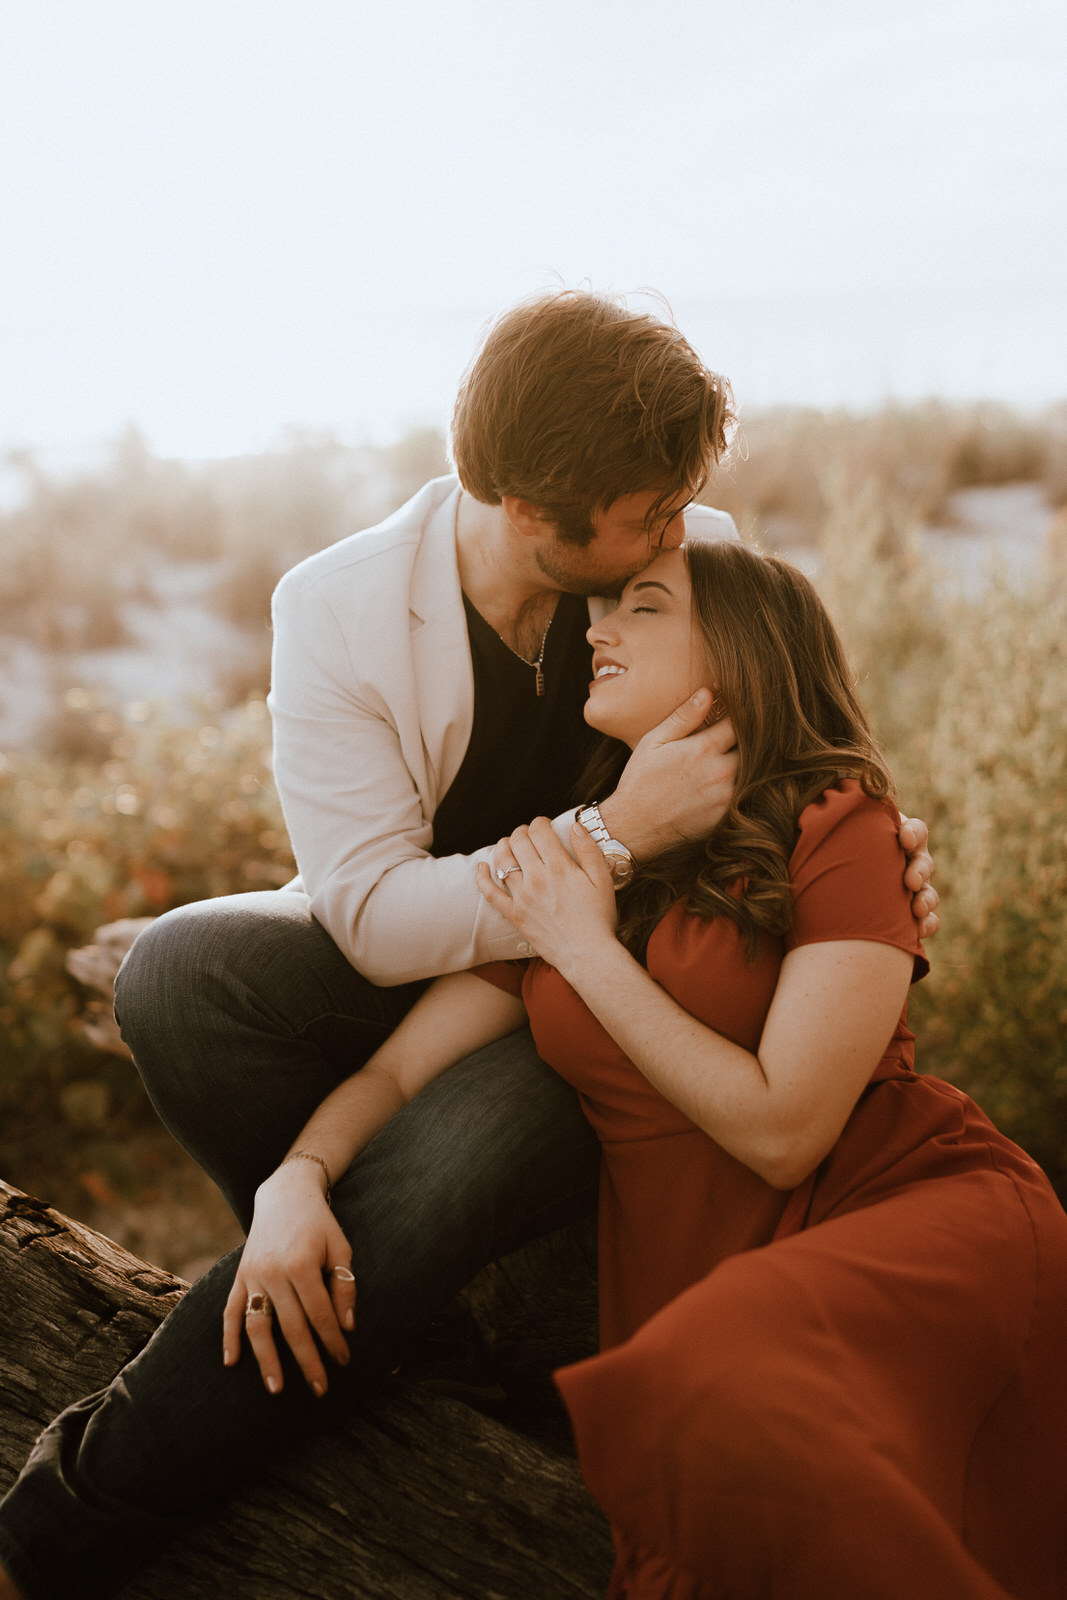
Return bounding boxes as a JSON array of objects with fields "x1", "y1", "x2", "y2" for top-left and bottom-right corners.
[{"x1": 115, "y1": 891, "x2": 311, "y2": 1041}]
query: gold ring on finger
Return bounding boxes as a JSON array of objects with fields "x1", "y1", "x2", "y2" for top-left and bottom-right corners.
[{"x1": 244, "y1": 1292, "x2": 273, "y2": 1319}]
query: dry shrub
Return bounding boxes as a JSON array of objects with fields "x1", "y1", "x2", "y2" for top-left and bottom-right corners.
[
  {"x1": 905, "y1": 577, "x2": 1067, "y2": 1186},
  {"x1": 0, "y1": 696, "x2": 295, "y2": 1183},
  {"x1": 809, "y1": 474, "x2": 1067, "y2": 1192},
  {"x1": 708, "y1": 402, "x2": 1063, "y2": 539},
  {"x1": 2, "y1": 410, "x2": 1066, "y2": 1200}
]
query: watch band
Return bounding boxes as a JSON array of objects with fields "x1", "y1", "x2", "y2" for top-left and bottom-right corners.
[{"x1": 575, "y1": 803, "x2": 635, "y2": 887}]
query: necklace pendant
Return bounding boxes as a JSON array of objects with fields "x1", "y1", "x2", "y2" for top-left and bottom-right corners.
[{"x1": 535, "y1": 664, "x2": 545, "y2": 696}]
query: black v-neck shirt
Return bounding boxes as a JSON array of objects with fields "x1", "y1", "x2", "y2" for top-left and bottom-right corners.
[{"x1": 429, "y1": 591, "x2": 596, "y2": 859}]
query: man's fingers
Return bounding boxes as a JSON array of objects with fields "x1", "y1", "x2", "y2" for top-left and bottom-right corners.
[
  {"x1": 643, "y1": 703, "x2": 738, "y2": 758},
  {"x1": 898, "y1": 815, "x2": 930, "y2": 855},
  {"x1": 645, "y1": 688, "x2": 714, "y2": 746},
  {"x1": 903, "y1": 851, "x2": 936, "y2": 894}
]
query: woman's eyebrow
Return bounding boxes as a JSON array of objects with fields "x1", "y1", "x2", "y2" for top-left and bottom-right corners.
[{"x1": 630, "y1": 580, "x2": 673, "y2": 595}]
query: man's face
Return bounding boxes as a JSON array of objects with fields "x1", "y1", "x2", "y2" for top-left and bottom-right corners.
[{"x1": 533, "y1": 488, "x2": 690, "y2": 597}]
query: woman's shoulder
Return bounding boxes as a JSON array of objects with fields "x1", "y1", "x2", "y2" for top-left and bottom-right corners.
[
  {"x1": 791, "y1": 779, "x2": 899, "y2": 870},
  {"x1": 787, "y1": 781, "x2": 927, "y2": 973}
]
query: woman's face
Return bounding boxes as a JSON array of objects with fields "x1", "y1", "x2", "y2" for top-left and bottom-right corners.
[{"x1": 584, "y1": 548, "x2": 718, "y2": 748}]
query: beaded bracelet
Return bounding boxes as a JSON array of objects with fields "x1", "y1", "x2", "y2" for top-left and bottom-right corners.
[{"x1": 280, "y1": 1150, "x2": 332, "y2": 1204}]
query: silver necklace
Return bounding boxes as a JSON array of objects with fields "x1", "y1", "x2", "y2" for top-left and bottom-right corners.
[
  {"x1": 458, "y1": 494, "x2": 555, "y2": 694},
  {"x1": 489, "y1": 607, "x2": 555, "y2": 696}
]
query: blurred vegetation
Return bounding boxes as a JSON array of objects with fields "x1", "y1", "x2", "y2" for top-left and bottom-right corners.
[
  {"x1": 2, "y1": 407, "x2": 1066, "y2": 1231},
  {"x1": 712, "y1": 399, "x2": 1067, "y2": 540},
  {"x1": 0, "y1": 694, "x2": 296, "y2": 1231}
]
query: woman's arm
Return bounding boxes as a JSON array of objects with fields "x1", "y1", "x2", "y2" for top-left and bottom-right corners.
[
  {"x1": 223, "y1": 972, "x2": 526, "y2": 1395},
  {"x1": 478, "y1": 818, "x2": 912, "y2": 1192}
]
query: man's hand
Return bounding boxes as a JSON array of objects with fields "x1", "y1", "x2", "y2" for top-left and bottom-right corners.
[
  {"x1": 899, "y1": 815, "x2": 940, "y2": 939},
  {"x1": 596, "y1": 688, "x2": 738, "y2": 861}
]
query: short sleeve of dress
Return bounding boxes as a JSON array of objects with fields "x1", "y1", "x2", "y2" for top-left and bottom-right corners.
[
  {"x1": 471, "y1": 959, "x2": 527, "y2": 998},
  {"x1": 787, "y1": 782, "x2": 929, "y2": 983}
]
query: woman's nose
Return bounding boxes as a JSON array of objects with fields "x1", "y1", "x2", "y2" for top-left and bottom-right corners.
[{"x1": 586, "y1": 611, "x2": 621, "y2": 648}]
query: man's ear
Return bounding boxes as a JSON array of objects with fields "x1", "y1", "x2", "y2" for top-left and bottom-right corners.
[{"x1": 501, "y1": 495, "x2": 553, "y2": 539}]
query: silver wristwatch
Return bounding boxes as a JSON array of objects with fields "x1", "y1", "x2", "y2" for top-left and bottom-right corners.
[{"x1": 574, "y1": 803, "x2": 635, "y2": 888}]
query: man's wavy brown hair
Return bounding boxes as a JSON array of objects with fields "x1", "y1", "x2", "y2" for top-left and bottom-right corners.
[
  {"x1": 451, "y1": 290, "x2": 734, "y2": 546},
  {"x1": 580, "y1": 539, "x2": 897, "y2": 960}
]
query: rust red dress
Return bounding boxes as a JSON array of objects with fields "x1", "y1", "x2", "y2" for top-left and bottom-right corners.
[{"x1": 480, "y1": 783, "x2": 1067, "y2": 1600}]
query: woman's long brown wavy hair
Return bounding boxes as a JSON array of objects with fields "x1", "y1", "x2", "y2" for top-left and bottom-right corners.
[{"x1": 580, "y1": 539, "x2": 896, "y2": 961}]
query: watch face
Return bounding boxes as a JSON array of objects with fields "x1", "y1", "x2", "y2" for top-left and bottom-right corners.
[{"x1": 604, "y1": 846, "x2": 634, "y2": 886}]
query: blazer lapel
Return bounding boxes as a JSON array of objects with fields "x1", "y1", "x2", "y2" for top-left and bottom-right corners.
[{"x1": 407, "y1": 479, "x2": 475, "y2": 808}]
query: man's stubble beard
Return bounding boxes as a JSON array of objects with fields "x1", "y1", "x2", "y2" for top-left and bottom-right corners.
[{"x1": 532, "y1": 540, "x2": 648, "y2": 600}]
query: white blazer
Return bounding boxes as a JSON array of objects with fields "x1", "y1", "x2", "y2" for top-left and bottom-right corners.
[{"x1": 269, "y1": 475, "x2": 738, "y2": 984}]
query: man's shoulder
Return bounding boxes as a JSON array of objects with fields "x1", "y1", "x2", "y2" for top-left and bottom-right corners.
[
  {"x1": 276, "y1": 474, "x2": 461, "y2": 600},
  {"x1": 684, "y1": 503, "x2": 739, "y2": 542}
]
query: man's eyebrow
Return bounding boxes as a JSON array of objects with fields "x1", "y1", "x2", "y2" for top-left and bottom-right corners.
[{"x1": 630, "y1": 580, "x2": 673, "y2": 595}]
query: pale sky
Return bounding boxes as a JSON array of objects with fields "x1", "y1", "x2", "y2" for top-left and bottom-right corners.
[{"x1": 1, "y1": 0, "x2": 1064, "y2": 464}]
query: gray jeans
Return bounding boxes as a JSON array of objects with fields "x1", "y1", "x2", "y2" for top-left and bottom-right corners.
[{"x1": 0, "y1": 891, "x2": 600, "y2": 1600}]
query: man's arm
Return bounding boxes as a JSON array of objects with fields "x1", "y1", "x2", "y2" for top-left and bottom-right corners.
[
  {"x1": 269, "y1": 566, "x2": 536, "y2": 984},
  {"x1": 270, "y1": 575, "x2": 744, "y2": 986}
]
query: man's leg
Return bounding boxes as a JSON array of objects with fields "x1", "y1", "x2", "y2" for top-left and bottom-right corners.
[
  {"x1": 113, "y1": 889, "x2": 428, "y2": 1228},
  {"x1": 0, "y1": 1031, "x2": 601, "y2": 1600}
]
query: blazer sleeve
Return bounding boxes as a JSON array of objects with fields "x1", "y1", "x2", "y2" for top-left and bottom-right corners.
[{"x1": 268, "y1": 566, "x2": 534, "y2": 985}]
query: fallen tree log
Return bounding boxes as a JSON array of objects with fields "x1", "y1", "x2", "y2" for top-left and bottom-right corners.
[{"x1": 0, "y1": 1180, "x2": 612, "y2": 1599}]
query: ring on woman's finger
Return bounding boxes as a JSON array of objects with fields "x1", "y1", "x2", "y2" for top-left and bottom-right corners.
[
  {"x1": 331, "y1": 1266, "x2": 356, "y2": 1283},
  {"x1": 495, "y1": 865, "x2": 522, "y2": 883},
  {"x1": 244, "y1": 1292, "x2": 273, "y2": 1319}
]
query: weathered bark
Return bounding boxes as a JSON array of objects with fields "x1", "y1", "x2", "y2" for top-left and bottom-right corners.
[{"x1": 0, "y1": 1181, "x2": 612, "y2": 1599}]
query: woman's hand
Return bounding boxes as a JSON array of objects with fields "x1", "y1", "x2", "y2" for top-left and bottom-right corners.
[
  {"x1": 478, "y1": 815, "x2": 618, "y2": 970},
  {"x1": 222, "y1": 1162, "x2": 356, "y2": 1396}
]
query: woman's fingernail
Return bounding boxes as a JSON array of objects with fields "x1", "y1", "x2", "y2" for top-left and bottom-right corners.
[
  {"x1": 266, "y1": 1376, "x2": 280, "y2": 1395},
  {"x1": 312, "y1": 1380, "x2": 326, "y2": 1398}
]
